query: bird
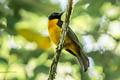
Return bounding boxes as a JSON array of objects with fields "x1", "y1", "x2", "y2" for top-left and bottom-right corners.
[{"x1": 48, "y1": 12, "x2": 89, "y2": 72}]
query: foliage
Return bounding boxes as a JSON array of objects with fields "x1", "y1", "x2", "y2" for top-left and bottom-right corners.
[{"x1": 0, "y1": 0, "x2": 120, "y2": 80}]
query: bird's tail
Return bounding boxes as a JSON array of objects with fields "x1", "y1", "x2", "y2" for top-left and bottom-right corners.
[{"x1": 76, "y1": 50, "x2": 89, "y2": 72}]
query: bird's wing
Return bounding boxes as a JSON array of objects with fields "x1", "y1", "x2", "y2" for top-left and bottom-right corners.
[
  {"x1": 67, "y1": 27, "x2": 83, "y2": 48},
  {"x1": 57, "y1": 20, "x2": 83, "y2": 48}
]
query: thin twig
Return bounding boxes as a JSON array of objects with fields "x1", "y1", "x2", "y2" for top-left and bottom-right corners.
[{"x1": 48, "y1": 0, "x2": 74, "y2": 80}]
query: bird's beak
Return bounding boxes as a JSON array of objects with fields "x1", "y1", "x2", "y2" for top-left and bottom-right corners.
[{"x1": 59, "y1": 12, "x2": 64, "y2": 17}]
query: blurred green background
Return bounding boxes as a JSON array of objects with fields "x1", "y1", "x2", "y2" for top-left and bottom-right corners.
[{"x1": 0, "y1": 0, "x2": 120, "y2": 80}]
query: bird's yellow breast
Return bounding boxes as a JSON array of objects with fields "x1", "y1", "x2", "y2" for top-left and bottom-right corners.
[
  {"x1": 48, "y1": 19, "x2": 61, "y2": 45},
  {"x1": 48, "y1": 19, "x2": 71, "y2": 45}
]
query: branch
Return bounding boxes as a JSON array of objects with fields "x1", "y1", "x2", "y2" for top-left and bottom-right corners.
[{"x1": 48, "y1": 0, "x2": 74, "y2": 80}]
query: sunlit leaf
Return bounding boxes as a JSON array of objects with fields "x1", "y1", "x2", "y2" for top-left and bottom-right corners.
[{"x1": 17, "y1": 28, "x2": 51, "y2": 50}]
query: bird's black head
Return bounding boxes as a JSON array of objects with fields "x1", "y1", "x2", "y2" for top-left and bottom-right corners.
[{"x1": 48, "y1": 12, "x2": 64, "y2": 20}]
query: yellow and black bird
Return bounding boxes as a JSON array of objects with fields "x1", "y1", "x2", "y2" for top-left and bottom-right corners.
[{"x1": 48, "y1": 12, "x2": 89, "y2": 72}]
